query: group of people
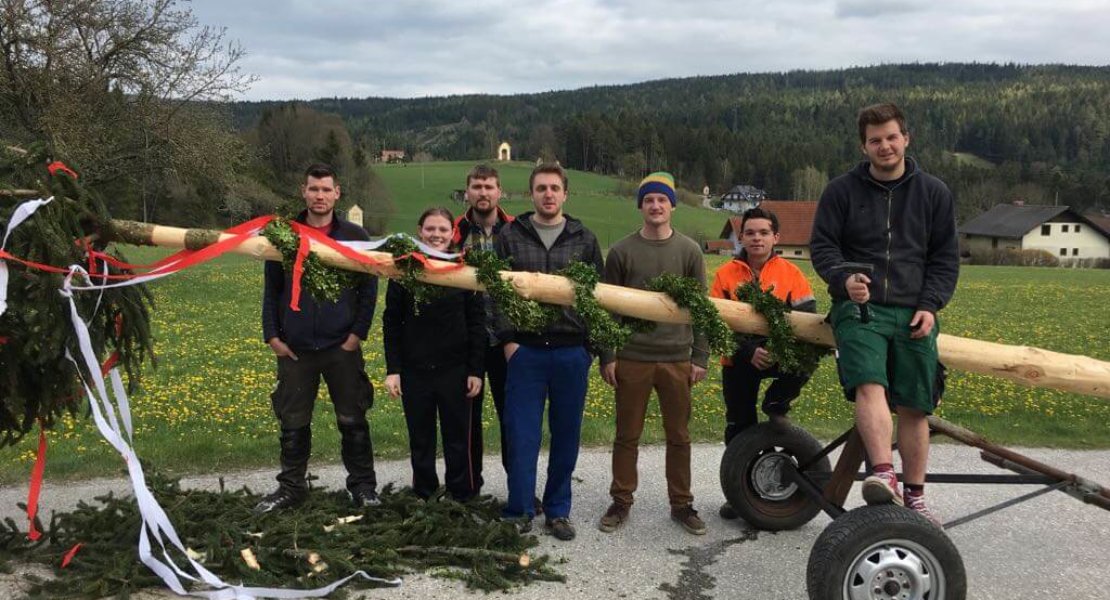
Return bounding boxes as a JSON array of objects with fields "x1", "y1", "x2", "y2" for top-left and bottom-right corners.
[{"x1": 254, "y1": 102, "x2": 959, "y2": 535}]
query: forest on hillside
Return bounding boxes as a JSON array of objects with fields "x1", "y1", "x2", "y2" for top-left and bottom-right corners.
[
  {"x1": 6, "y1": 10, "x2": 1108, "y2": 233},
  {"x1": 232, "y1": 63, "x2": 1110, "y2": 221}
]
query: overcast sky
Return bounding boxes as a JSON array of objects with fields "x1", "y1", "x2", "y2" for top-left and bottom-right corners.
[{"x1": 189, "y1": 0, "x2": 1110, "y2": 101}]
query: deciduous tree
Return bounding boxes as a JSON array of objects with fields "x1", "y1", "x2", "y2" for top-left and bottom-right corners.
[{"x1": 0, "y1": 0, "x2": 255, "y2": 222}]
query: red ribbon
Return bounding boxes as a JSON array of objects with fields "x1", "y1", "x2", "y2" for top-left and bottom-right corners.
[
  {"x1": 61, "y1": 542, "x2": 83, "y2": 567},
  {"x1": 47, "y1": 161, "x2": 79, "y2": 179},
  {"x1": 0, "y1": 248, "x2": 82, "y2": 276},
  {"x1": 283, "y1": 222, "x2": 467, "y2": 312},
  {"x1": 0, "y1": 215, "x2": 276, "y2": 282},
  {"x1": 397, "y1": 250, "x2": 467, "y2": 273},
  {"x1": 288, "y1": 224, "x2": 313, "y2": 312},
  {"x1": 26, "y1": 426, "x2": 47, "y2": 541}
]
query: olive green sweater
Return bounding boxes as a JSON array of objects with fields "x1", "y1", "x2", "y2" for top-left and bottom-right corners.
[{"x1": 600, "y1": 230, "x2": 709, "y2": 367}]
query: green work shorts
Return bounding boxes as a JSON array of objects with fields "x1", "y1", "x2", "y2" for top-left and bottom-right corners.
[{"x1": 830, "y1": 301, "x2": 942, "y2": 414}]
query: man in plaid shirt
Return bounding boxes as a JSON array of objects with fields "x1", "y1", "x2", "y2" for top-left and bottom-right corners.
[{"x1": 494, "y1": 163, "x2": 604, "y2": 541}]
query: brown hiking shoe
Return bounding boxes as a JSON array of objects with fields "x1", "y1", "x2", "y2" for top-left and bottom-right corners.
[
  {"x1": 545, "y1": 517, "x2": 576, "y2": 541},
  {"x1": 598, "y1": 502, "x2": 630, "y2": 533},
  {"x1": 671, "y1": 505, "x2": 707, "y2": 535}
]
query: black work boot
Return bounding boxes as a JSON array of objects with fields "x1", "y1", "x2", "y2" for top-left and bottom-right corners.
[
  {"x1": 339, "y1": 421, "x2": 379, "y2": 507},
  {"x1": 254, "y1": 426, "x2": 312, "y2": 514}
]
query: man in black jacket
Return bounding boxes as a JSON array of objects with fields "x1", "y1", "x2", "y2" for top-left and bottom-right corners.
[
  {"x1": 495, "y1": 163, "x2": 604, "y2": 541},
  {"x1": 810, "y1": 103, "x2": 958, "y2": 526},
  {"x1": 255, "y1": 163, "x2": 380, "y2": 514}
]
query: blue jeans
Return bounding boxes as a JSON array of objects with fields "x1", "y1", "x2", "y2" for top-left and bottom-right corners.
[{"x1": 502, "y1": 344, "x2": 591, "y2": 520}]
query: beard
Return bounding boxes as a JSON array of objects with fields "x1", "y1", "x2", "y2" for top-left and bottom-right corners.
[{"x1": 471, "y1": 203, "x2": 495, "y2": 217}]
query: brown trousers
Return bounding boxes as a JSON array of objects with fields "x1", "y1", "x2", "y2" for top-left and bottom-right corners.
[{"x1": 609, "y1": 359, "x2": 693, "y2": 508}]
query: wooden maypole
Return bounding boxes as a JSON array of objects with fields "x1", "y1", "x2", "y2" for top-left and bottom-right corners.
[{"x1": 110, "y1": 220, "x2": 1110, "y2": 401}]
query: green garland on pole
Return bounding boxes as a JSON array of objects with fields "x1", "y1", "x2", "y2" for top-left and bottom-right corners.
[
  {"x1": 380, "y1": 235, "x2": 445, "y2": 311},
  {"x1": 733, "y1": 281, "x2": 829, "y2": 375},
  {"x1": 463, "y1": 249, "x2": 554, "y2": 334},
  {"x1": 261, "y1": 218, "x2": 364, "y2": 303},
  {"x1": 646, "y1": 273, "x2": 736, "y2": 356},
  {"x1": 557, "y1": 261, "x2": 636, "y2": 352}
]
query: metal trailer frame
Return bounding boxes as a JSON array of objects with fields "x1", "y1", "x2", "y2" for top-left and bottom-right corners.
[
  {"x1": 785, "y1": 416, "x2": 1110, "y2": 527},
  {"x1": 719, "y1": 416, "x2": 1110, "y2": 600}
]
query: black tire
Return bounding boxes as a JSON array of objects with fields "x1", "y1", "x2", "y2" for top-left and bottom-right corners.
[
  {"x1": 718, "y1": 422, "x2": 831, "y2": 531},
  {"x1": 806, "y1": 505, "x2": 966, "y2": 600}
]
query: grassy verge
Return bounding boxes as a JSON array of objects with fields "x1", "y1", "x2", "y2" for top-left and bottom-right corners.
[{"x1": 1, "y1": 242, "x2": 1107, "y2": 484}]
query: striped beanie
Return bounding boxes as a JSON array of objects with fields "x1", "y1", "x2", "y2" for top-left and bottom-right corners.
[{"x1": 637, "y1": 172, "x2": 677, "y2": 207}]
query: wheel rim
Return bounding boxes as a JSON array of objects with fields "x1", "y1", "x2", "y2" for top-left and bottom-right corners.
[
  {"x1": 748, "y1": 449, "x2": 799, "y2": 501},
  {"x1": 843, "y1": 538, "x2": 947, "y2": 600}
]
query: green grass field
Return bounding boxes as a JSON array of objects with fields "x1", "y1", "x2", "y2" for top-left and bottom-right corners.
[
  {"x1": 372, "y1": 161, "x2": 727, "y2": 248},
  {"x1": 1, "y1": 238, "x2": 1107, "y2": 483}
]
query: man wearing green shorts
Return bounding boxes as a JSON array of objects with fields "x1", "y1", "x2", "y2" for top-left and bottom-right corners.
[{"x1": 810, "y1": 103, "x2": 959, "y2": 525}]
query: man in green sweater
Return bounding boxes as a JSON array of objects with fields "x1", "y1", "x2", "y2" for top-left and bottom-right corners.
[{"x1": 598, "y1": 172, "x2": 710, "y2": 535}]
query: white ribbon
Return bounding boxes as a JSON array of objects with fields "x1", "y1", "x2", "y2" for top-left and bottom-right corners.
[
  {"x1": 0, "y1": 197, "x2": 54, "y2": 317},
  {"x1": 2, "y1": 206, "x2": 464, "y2": 596},
  {"x1": 347, "y1": 232, "x2": 463, "y2": 260},
  {"x1": 54, "y1": 265, "x2": 402, "y2": 598},
  {"x1": 63, "y1": 233, "x2": 461, "y2": 294}
]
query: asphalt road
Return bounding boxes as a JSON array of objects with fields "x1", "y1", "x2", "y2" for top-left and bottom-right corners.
[{"x1": 2, "y1": 440, "x2": 1108, "y2": 599}]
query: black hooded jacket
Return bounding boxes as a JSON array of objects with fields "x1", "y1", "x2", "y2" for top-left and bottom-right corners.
[
  {"x1": 810, "y1": 158, "x2": 959, "y2": 313},
  {"x1": 261, "y1": 211, "x2": 377, "y2": 351}
]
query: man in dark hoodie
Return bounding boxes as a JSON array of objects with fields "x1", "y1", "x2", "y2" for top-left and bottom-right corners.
[
  {"x1": 810, "y1": 103, "x2": 959, "y2": 526},
  {"x1": 255, "y1": 163, "x2": 380, "y2": 514},
  {"x1": 494, "y1": 163, "x2": 604, "y2": 541}
]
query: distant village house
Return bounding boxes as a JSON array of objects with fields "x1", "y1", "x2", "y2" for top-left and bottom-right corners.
[
  {"x1": 716, "y1": 200, "x2": 818, "y2": 259},
  {"x1": 703, "y1": 240, "x2": 734, "y2": 255},
  {"x1": 719, "y1": 185, "x2": 765, "y2": 213},
  {"x1": 380, "y1": 149, "x2": 406, "y2": 163},
  {"x1": 959, "y1": 202, "x2": 1110, "y2": 264}
]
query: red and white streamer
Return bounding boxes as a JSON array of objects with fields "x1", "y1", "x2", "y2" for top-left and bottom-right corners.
[
  {"x1": 0, "y1": 196, "x2": 54, "y2": 317},
  {"x1": 61, "y1": 268, "x2": 402, "y2": 597},
  {"x1": 1, "y1": 199, "x2": 412, "y2": 598}
]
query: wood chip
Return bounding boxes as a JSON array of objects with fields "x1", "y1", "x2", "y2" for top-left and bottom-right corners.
[{"x1": 240, "y1": 548, "x2": 260, "y2": 570}]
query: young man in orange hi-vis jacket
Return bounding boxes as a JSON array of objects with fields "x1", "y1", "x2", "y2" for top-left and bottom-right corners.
[{"x1": 709, "y1": 206, "x2": 817, "y2": 520}]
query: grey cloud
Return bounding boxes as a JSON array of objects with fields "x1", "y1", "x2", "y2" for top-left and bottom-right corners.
[
  {"x1": 189, "y1": 0, "x2": 1110, "y2": 100},
  {"x1": 834, "y1": 1, "x2": 928, "y2": 19}
]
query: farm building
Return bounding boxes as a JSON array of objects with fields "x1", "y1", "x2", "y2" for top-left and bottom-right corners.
[
  {"x1": 380, "y1": 149, "x2": 406, "y2": 162},
  {"x1": 959, "y1": 203, "x2": 1110, "y2": 263},
  {"x1": 1083, "y1": 209, "x2": 1110, "y2": 237},
  {"x1": 703, "y1": 240, "x2": 735, "y2": 255},
  {"x1": 717, "y1": 200, "x2": 819, "y2": 259}
]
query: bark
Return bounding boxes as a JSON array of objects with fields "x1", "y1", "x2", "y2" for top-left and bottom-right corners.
[{"x1": 105, "y1": 220, "x2": 1110, "y2": 400}]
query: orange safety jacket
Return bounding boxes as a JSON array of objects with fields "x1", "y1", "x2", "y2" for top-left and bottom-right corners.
[{"x1": 709, "y1": 253, "x2": 815, "y2": 366}]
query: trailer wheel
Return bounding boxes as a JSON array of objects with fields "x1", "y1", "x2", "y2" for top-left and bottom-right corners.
[
  {"x1": 806, "y1": 505, "x2": 966, "y2": 600},
  {"x1": 719, "y1": 422, "x2": 831, "y2": 531}
]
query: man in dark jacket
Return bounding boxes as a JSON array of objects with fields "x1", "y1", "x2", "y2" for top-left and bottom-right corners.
[
  {"x1": 495, "y1": 163, "x2": 604, "y2": 541},
  {"x1": 810, "y1": 103, "x2": 959, "y2": 526},
  {"x1": 451, "y1": 165, "x2": 515, "y2": 483},
  {"x1": 255, "y1": 163, "x2": 380, "y2": 514}
]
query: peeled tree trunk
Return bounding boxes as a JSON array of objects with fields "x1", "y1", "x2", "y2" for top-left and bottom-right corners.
[{"x1": 111, "y1": 220, "x2": 1110, "y2": 401}]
